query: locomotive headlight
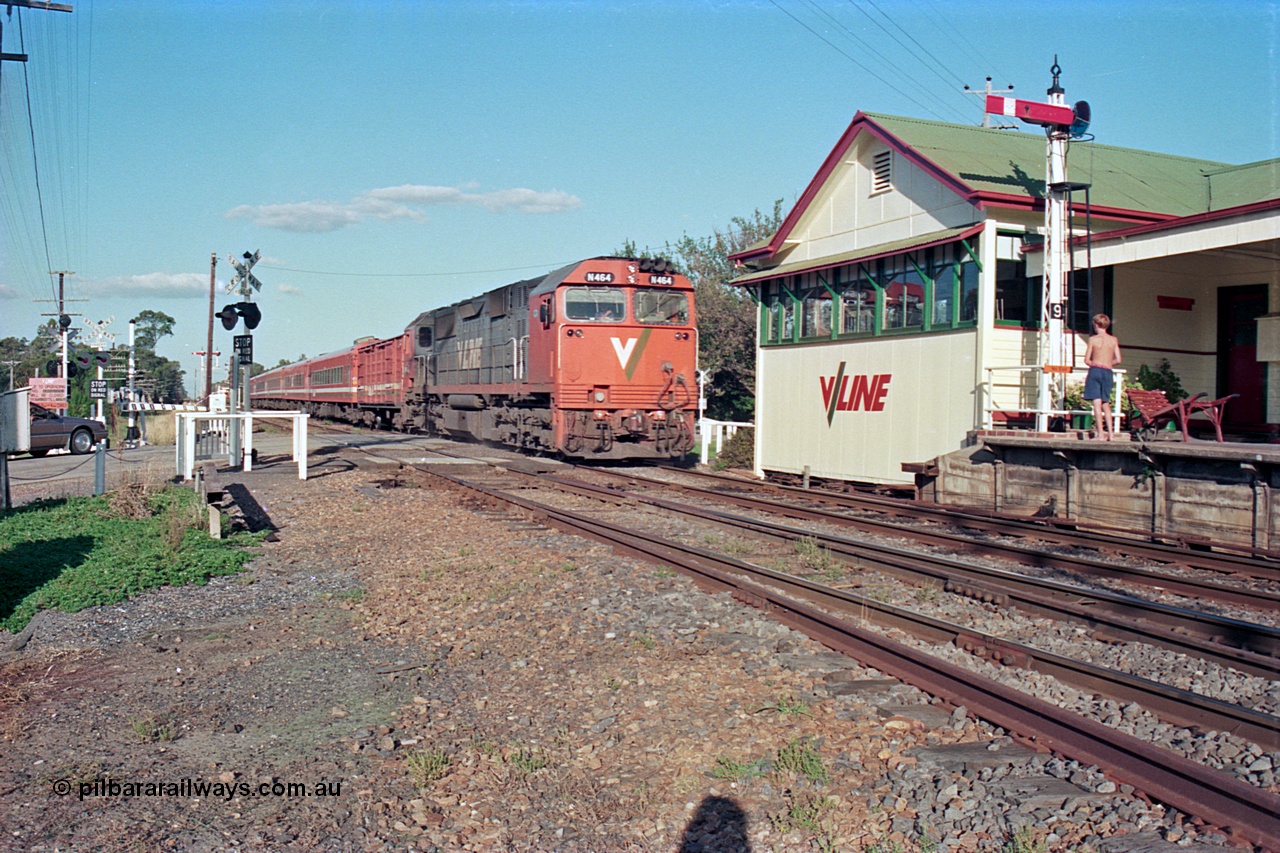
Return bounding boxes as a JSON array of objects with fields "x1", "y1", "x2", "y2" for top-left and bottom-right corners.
[{"x1": 594, "y1": 390, "x2": 606, "y2": 403}]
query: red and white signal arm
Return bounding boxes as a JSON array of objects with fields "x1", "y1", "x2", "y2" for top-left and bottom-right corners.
[{"x1": 985, "y1": 95, "x2": 1075, "y2": 128}]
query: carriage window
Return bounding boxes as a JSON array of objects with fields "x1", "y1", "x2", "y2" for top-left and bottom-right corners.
[
  {"x1": 564, "y1": 287, "x2": 625, "y2": 322},
  {"x1": 635, "y1": 289, "x2": 688, "y2": 325},
  {"x1": 417, "y1": 326, "x2": 433, "y2": 348}
]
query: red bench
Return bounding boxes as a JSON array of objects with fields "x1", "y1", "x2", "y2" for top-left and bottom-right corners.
[{"x1": 1124, "y1": 388, "x2": 1238, "y2": 442}]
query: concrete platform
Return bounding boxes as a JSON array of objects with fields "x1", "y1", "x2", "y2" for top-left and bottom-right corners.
[{"x1": 921, "y1": 434, "x2": 1278, "y2": 550}]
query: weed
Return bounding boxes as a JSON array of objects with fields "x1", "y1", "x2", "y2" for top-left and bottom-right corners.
[
  {"x1": 761, "y1": 695, "x2": 811, "y2": 717},
  {"x1": 914, "y1": 582, "x2": 941, "y2": 603},
  {"x1": 129, "y1": 715, "x2": 174, "y2": 744},
  {"x1": 793, "y1": 536, "x2": 834, "y2": 573},
  {"x1": 863, "y1": 839, "x2": 905, "y2": 853},
  {"x1": 406, "y1": 748, "x2": 451, "y2": 789},
  {"x1": 652, "y1": 567, "x2": 674, "y2": 579},
  {"x1": 469, "y1": 735, "x2": 499, "y2": 759},
  {"x1": 774, "y1": 737, "x2": 829, "y2": 783},
  {"x1": 335, "y1": 587, "x2": 365, "y2": 603},
  {"x1": 604, "y1": 677, "x2": 623, "y2": 691},
  {"x1": 710, "y1": 755, "x2": 766, "y2": 781},
  {"x1": 859, "y1": 584, "x2": 895, "y2": 603},
  {"x1": 632, "y1": 634, "x2": 656, "y2": 651},
  {"x1": 769, "y1": 789, "x2": 833, "y2": 833},
  {"x1": 560, "y1": 560, "x2": 578, "y2": 573},
  {"x1": 1001, "y1": 827, "x2": 1048, "y2": 853},
  {"x1": 508, "y1": 747, "x2": 549, "y2": 774}
]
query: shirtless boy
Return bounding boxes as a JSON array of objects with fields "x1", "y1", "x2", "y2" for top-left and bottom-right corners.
[{"x1": 1083, "y1": 313, "x2": 1122, "y2": 440}]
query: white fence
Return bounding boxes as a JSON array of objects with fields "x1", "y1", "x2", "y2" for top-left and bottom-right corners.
[
  {"x1": 982, "y1": 365, "x2": 1126, "y2": 434},
  {"x1": 175, "y1": 411, "x2": 310, "y2": 481},
  {"x1": 698, "y1": 418, "x2": 753, "y2": 466}
]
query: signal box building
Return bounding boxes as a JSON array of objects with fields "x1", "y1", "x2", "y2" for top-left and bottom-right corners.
[{"x1": 730, "y1": 112, "x2": 1280, "y2": 496}]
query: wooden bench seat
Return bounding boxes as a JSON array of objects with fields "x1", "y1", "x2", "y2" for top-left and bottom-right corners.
[{"x1": 1124, "y1": 388, "x2": 1238, "y2": 442}]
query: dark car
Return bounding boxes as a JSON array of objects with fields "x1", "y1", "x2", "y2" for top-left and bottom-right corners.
[{"x1": 28, "y1": 404, "x2": 108, "y2": 456}]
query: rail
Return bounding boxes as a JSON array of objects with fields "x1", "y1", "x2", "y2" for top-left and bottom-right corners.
[{"x1": 982, "y1": 364, "x2": 1126, "y2": 434}]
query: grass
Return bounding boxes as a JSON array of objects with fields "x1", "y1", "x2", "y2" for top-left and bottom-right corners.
[
  {"x1": 507, "y1": 746, "x2": 550, "y2": 774},
  {"x1": 710, "y1": 755, "x2": 766, "y2": 781},
  {"x1": 775, "y1": 737, "x2": 829, "y2": 783},
  {"x1": 0, "y1": 488, "x2": 263, "y2": 633},
  {"x1": 406, "y1": 748, "x2": 451, "y2": 789}
]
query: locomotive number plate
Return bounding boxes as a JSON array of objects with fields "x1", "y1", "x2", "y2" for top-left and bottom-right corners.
[
  {"x1": 584, "y1": 272, "x2": 614, "y2": 283},
  {"x1": 648, "y1": 274, "x2": 675, "y2": 285}
]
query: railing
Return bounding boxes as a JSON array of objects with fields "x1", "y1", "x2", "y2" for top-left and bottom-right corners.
[
  {"x1": 698, "y1": 418, "x2": 753, "y2": 466},
  {"x1": 175, "y1": 410, "x2": 309, "y2": 481},
  {"x1": 982, "y1": 365, "x2": 1126, "y2": 435}
]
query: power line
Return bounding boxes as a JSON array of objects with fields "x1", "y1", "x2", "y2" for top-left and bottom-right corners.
[
  {"x1": 258, "y1": 260, "x2": 576, "y2": 278},
  {"x1": 767, "y1": 0, "x2": 955, "y2": 121}
]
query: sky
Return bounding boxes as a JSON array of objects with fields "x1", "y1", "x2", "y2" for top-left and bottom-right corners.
[{"x1": 1, "y1": 0, "x2": 1277, "y2": 395}]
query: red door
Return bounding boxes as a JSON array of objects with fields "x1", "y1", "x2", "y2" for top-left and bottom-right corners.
[{"x1": 1218, "y1": 285, "x2": 1267, "y2": 425}]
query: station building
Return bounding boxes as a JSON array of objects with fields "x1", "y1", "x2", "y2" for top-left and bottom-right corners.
[{"x1": 730, "y1": 111, "x2": 1279, "y2": 488}]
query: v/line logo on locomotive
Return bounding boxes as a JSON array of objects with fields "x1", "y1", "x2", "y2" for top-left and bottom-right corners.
[
  {"x1": 248, "y1": 257, "x2": 698, "y2": 461},
  {"x1": 820, "y1": 361, "x2": 892, "y2": 426}
]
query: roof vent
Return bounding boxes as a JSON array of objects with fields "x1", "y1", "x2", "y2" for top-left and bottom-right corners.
[{"x1": 872, "y1": 150, "x2": 893, "y2": 194}]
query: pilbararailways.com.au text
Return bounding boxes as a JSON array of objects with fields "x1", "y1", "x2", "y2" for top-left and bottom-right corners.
[{"x1": 53, "y1": 777, "x2": 343, "y2": 801}]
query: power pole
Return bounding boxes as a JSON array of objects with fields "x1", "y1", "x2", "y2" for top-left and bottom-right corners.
[
  {"x1": 206, "y1": 252, "x2": 216, "y2": 403},
  {"x1": 965, "y1": 77, "x2": 1017, "y2": 128},
  {"x1": 2, "y1": 360, "x2": 19, "y2": 390}
]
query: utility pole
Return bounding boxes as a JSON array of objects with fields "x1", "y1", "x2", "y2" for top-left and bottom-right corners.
[
  {"x1": 206, "y1": 252, "x2": 216, "y2": 404},
  {"x1": 35, "y1": 271, "x2": 83, "y2": 408},
  {"x1": 2, "y1": 360, "x2": 19, "y2": 390},
  {"x1": 964, "y1": 77, "x2": 1016, "y2": 128}
]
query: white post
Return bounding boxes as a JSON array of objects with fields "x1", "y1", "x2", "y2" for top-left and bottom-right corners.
[
  {"x1": 298, "y1": 413, "x2": 308, "y2": 480},
  {"x1": 1038, "y1": 66, "x2": 1070, "y2": 432},
  {"x1": 183, "y1": 413, "x2": 198, "y2": 480},
  {"x1": 243, "y1": 413, "x2": 253, "y2": 471}
]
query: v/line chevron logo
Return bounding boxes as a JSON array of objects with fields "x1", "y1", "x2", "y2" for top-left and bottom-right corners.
[
  {"x1": 610, "y1": 329, "x2": 652, "y2": 380},
  {"x1": 819, "y1": 361, "x2": 891, "y2": 425}
]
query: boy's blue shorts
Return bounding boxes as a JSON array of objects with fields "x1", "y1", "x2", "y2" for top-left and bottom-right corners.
[{"x1": 1084, "y1": 366, "x2": 1113, "y2": 401}]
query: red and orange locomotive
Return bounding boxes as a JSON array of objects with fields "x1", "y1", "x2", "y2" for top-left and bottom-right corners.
[{"x1": 250, "y1": 257, "x2": 698, "y2": 460}]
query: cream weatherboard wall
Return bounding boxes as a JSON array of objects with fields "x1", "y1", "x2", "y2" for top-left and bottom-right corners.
[
  {"x1": 782, "y1": 136, "x2": 981, "y2": 265},
  {"x1": 755, "y1": 331, "x2": 978, "y2": 485}
]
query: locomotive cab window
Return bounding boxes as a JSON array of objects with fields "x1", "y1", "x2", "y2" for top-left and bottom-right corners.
[
  {"x1": 634, "y1": 289, "x2": 688, "y2": 325},
  {"x1": 564, "y1": 287, "x2": 625, "y2": 322}
]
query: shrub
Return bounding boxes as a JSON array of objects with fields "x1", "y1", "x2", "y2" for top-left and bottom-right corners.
[{"x1": 712, "y1": 427, "x2": 754, "y2": 470}]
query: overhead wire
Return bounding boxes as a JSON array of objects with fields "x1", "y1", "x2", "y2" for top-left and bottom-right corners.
[
  {"x1": 804, "y1": 0, "x2": 970, "y2": 123},
  {"x1": 852, "y1": 0, "x2": 969, "y2": 90},
  {"x1": 766, "y1": 0, "x2": 954, "y2": 121}
]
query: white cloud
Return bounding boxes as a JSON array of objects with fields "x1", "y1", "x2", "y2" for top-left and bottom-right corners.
[
  {"x1": 80, "y1": 272, "x2": 208, "y2": 299},
  {"x1": 0, "y1": 283, "x2": 20, "y2": 299},
  {"x1": 278, "y1": 283, "x2": 303, "y2": 296},
  {"x1": 226, "y1": 184, "x2": 584, "y2": 232}
]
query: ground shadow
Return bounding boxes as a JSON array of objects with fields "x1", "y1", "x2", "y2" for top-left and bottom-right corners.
[
  {"x1": 222, "y1": 483, "x2": 277, "y2": 534},
  {"x1": 679, "y1": 795, "x2": 751, "y2": 853},
  {"x1": 0, "y1": 536, "x2": 95, "y2": 624}
]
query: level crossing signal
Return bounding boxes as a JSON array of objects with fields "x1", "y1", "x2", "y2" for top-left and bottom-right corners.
[
  {"x1": 228, "y1": 250, "x2": 263, "y2": 295},
  {"x1": 219, "y1": 302, "x2": 262, "y2": 330}
]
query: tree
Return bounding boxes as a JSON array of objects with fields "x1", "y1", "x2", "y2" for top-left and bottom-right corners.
[
  {"x1": 129, "y1": 310, "x2": 186, "y2": 402},
  {"x1": 131, "y1": 310, "x2": 176, "y2": 353},
  {"x1": 621, "y1": 200, "x2": 785, "y2": 421}
]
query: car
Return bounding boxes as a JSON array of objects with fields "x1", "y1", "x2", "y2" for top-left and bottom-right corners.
[{"x1": 27, "y1": 404, "x2": 109, "y2": 456}]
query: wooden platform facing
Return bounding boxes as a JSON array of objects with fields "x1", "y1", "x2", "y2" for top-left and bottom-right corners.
[{"x1": 920, "y1": 433, "x2": 1279, "y2": 551}]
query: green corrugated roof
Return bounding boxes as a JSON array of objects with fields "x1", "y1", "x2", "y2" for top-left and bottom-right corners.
[
  {"x1": 864, "y1": 112, "x2": 1274, "y2": 216},
  {"x1": 1203, "y1": 159, "x2": 1280, "y2": 208}
]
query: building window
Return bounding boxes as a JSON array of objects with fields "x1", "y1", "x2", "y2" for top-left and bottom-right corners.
[
  {"x1": 840, "y1": 268, "x2": 877, "y2": 335},
  {"x1": 872, "y1": 150, "x2": 893, "y2": 194},
  {"x1": 882, "y1": 257, "x2": 924, "y2": 331},
  {"x1": 995, "y1": 259, "x2": 1039, "y2": 326},
  {"x1": 799, "y1": 274, "x2": 833, "y2": 338}
]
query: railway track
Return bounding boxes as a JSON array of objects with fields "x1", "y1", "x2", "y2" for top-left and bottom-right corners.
[
  {"x1": 664, "y1": 466, "x2": 1280, "y2": 577},
  {"x1": 394, "y1": 457, "x2": 1280, "y2": 850}
]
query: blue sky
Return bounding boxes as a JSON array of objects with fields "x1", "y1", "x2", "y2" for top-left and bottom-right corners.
[{"x1": 1, "y1": 0, "x2": 1276, "y2": 393}]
